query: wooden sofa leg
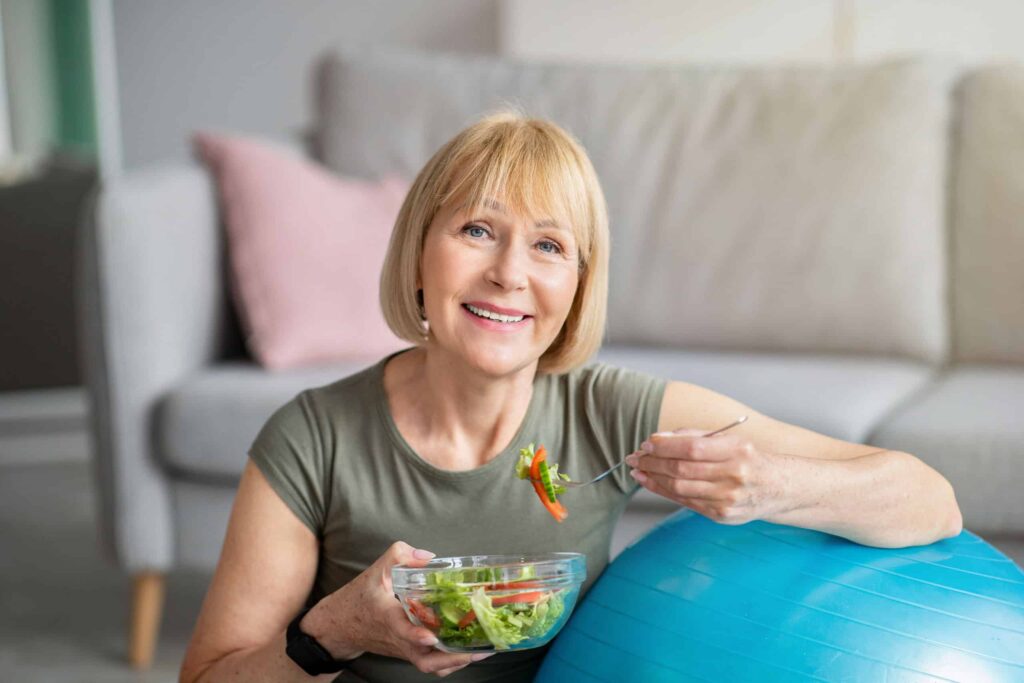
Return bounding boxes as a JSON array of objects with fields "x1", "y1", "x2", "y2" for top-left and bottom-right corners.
[{"x1": 129, "y1": 571, "x2": 165, "y2": 669}]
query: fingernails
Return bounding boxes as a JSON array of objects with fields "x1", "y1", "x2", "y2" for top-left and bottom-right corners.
[
  {"x1": 631, "y1": 470, "x2": 648, "y2": 484},
  {"x1": 640, "y1": 441, "x2": 653, "y2": 453},
  {"x1": 624, "y1": 454, "x2": 639, "y2": 466},
  {"x1": 413, "y1": 548, "x2": 436, "y2": 560},
  {"x1": 419, "y1": 635, "x2": 439, "y2": 646},
  {"x1": 471, "y1": 652, "x2": 494, "y2": 661}
]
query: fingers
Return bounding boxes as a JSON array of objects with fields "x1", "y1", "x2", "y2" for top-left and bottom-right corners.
[
  {"x1": 633, "y1": 475, "x2": 753, "y2": 526},
  {"x1": 434, "y1": 653, "x2": 494, "y2": 677},
  {"x1": 385, "y1": 540, "x2": 437, "y2": 567},
  {"x1": 435, "y1": 658, "x2": 493, "y2": 676},
  {"x1": 396, "y1": 615, "x2": 494, "y2": 675},
  {"x1": 392, "y1": 606, "x2": 439, "y2": 647},
  {"x1": 678, "y1": 496, "x2": 752, "y2": 525},
  {"x1": 646, "y1": 432, "x2": 746, "y2": 462},
  {"x1": 407, "y1": 649, "x2": 481, "y2": 676},
  {"x1": 391, "y1": 607, "x2": 475, "y2": 674},
  {"x1": 628, "y1": 455, "x2": 721, "y2": 481},
  {"x1": 631, "y1": 470, "x2": 720, "y2": 500}
]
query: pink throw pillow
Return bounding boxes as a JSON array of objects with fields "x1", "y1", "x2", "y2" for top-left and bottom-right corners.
[{"x1": 194, "y1": 131, "x2": 410, "y2": 370}]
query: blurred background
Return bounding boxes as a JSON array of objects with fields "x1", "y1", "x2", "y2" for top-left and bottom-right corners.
[{"x1": 2, "y1": 1, "x2": 1023, "y2": 681}]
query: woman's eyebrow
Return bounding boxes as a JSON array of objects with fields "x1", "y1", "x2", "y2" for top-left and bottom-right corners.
[{"x1": 462, "y1": 198, "x2": 569, "y2": 233}]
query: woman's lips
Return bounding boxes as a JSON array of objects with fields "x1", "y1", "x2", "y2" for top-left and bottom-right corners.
[
  {"x1": 463, "y1": 301, "x2": 530, "y2": 317},
  {"x1": 461, "y1": 304, "x2": 532, "y2": 332}
]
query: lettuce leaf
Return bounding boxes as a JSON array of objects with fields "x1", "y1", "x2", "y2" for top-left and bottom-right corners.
[
  {"x1": 469, "y1": 587, "x2": 523, "y2": 650},
  {"x1": 515, "y1": 443, "x2": 535, "y2": 479}
]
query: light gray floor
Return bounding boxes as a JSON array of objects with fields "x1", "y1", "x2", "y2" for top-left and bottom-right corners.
[
  {"x1": 2, "y1": 460, "x2": 1022, "y2": 682},
  {"x1": 0, "y1": 462, "x2": 205, "y2": 681}
]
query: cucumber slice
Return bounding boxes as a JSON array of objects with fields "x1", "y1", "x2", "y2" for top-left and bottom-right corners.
[
  {"x1": 538, "y1": 460, "x2": 557, "y2": 503},
  {"x1": 439, "y1": 601, "x2": 464, "y2": 625}
]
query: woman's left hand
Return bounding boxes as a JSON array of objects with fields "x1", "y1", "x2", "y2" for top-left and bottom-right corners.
[{"x1": 625, "y1": 429, "x2": 787, "y2": 524}]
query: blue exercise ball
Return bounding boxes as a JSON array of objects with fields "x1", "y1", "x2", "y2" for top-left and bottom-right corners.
[{"x1": 537, "y1": 510, "x2": 1024, "y2": 682}]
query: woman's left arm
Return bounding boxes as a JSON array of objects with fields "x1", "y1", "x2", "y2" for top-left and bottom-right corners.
[{"x1": 626, "y1": 381, "x2": 963, "y2": 548}]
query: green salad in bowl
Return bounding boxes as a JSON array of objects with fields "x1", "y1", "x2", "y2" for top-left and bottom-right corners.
[{"x1": 391, "y1": 553, "x2": 586, "y2": 652}]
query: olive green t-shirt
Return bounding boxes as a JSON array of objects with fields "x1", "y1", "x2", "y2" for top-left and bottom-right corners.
[{"x1": 249, "y1": 348, "x2": 667, "y2": 683}]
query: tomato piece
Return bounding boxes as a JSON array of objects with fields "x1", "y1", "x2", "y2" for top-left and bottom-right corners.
[
  {"x1": 491, "y1": 591, "x2": 546, "y2": 606},
  {"x1": 529, "y1": 445, "x2": 547, "y2": 481},
  {"x1": 532, "y1": 480, "x2": 568, "y2": 522},
  {"x1": 485, "y1": 581, "x2": 545, "y2": 591},
  {"x1": 406, "y1": 597, "x2": 440, "y2": 630},
  {"x1": 457, "y1": 610, "x2": 477, "y2": 628}
]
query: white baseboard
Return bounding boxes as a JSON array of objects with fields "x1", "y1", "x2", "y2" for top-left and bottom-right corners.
[{"x1": 0, "y1": 387, "x2": 90, "y2": 466}]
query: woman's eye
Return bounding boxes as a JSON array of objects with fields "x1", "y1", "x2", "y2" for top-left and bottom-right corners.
[
  {"x1": 463, "y1": 225, "x2": 489, "y2": 238},
  {"x1": 538, "y1": 240, "x2": 563, "y2": 255}
]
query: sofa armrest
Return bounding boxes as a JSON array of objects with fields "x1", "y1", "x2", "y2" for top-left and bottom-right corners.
[{"x1": 78, "y1": 163, "x2": 237, "y2": 572}]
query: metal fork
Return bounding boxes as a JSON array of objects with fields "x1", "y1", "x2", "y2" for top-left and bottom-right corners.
[{"x1": 534, "y1": 416, "x2": 748, "y2": 490}]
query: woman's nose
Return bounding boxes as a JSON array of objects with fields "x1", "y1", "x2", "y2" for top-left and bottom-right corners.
[{"x1": 485, "y1": 243, "x2": 529, "y2": 291}]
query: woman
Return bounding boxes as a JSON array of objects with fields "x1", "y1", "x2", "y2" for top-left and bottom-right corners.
[{"x1": 179, "y1": 112, "x2": 961, "y2": 682}]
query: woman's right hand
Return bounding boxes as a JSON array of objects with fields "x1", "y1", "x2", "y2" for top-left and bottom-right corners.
[{"x1": 300, "y1": 541, "x2": 492, "y2": 677}]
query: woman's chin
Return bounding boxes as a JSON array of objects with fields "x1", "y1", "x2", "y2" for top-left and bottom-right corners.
[
  {"x1": 457, "y1": 345, "x2": 538, "y2": 378},
  {"x1": 428, "y1": 327, "x2": 544, "y2": 376}
]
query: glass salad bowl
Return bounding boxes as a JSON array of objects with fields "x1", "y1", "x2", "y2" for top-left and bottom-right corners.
[{"x1": 391, "y1": 552, "x2": 586, "y2": 653}]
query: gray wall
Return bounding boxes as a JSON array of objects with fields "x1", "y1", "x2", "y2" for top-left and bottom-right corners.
[
  {"x1": 112, "y1": 0, "x2": 501, "y2": 169},
  {"x1": 1, "y1": 0, "x2": 58, "y2": 160}
]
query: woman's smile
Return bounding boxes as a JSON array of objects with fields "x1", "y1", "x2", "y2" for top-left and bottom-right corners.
[{"x1": 461, "y1": 302, "x2": 534, "y2": 332}]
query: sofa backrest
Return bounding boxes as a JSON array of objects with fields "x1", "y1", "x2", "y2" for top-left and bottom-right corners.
[
  {"x1": 951, "y1": 65, "x2": 1024, "y2": 364},
  {"x1": 318, "y1": 50, "x2": 954, "y2": 363}
]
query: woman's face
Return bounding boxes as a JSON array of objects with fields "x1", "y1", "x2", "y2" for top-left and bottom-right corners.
[{"x1": 419, "y1": 196, "x2": 580, "y2": 377}]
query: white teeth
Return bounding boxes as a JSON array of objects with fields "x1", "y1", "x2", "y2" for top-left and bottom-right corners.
[{"x1": 466, "y1": 304, "x2": 525, "y2": 323}]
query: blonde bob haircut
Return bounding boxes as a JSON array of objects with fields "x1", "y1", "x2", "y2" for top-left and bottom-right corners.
[{"x1": 379, "y1": 110, "x2": 609, "y2": 375}]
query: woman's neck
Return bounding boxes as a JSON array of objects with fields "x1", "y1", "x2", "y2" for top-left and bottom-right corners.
[{"x1": 383, "y1": 346, "x2": 536, "y2": 471}]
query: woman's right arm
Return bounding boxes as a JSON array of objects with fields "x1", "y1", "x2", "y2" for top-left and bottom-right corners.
[
  {"x1": 179, "y1": 459, "x2": 335, "y2": 682},
  {"x1": 180, "y1": 460, "x2": 483, "y2": 682}
]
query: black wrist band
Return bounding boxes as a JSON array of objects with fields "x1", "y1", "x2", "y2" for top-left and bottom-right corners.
[{"x1": 285, "y1": 606, "x2": 352, "y2": 676}]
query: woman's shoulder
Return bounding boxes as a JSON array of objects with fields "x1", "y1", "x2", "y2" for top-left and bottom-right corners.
[
  {"x1": 535, "y1": 361, "x2": 667, "y2": 434},
  {"x1": 546, "y1": 360, "x2": 665, "y2": 396}
]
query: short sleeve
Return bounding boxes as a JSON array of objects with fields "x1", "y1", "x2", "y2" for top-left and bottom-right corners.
[
  {"x1": 248, "y1": 391, "x2": 328, "y2": 535},
  {"x1": 578, "y1": 363, "x2": 668, "y2": 494}
]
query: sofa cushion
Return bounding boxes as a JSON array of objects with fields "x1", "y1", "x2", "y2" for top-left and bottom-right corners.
[
  {"x1": 157, "y1": 360, "x2": 375, "y2": 481},
  {"x1": 193, "y1": 131, "x2": 410, "y2": 370},
  {"x1": 320, "y1": 50, "x2": 953, "y2": 363},
  {"x1": 951, "y1": 66, "x2": 1024, "y2": 363},
  {"x1": 869, "y1": 366, "x2": 1024, "y2": 534},
  {"x1": 596, "y1": 346, "x2": 935, "y2": 443}
]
